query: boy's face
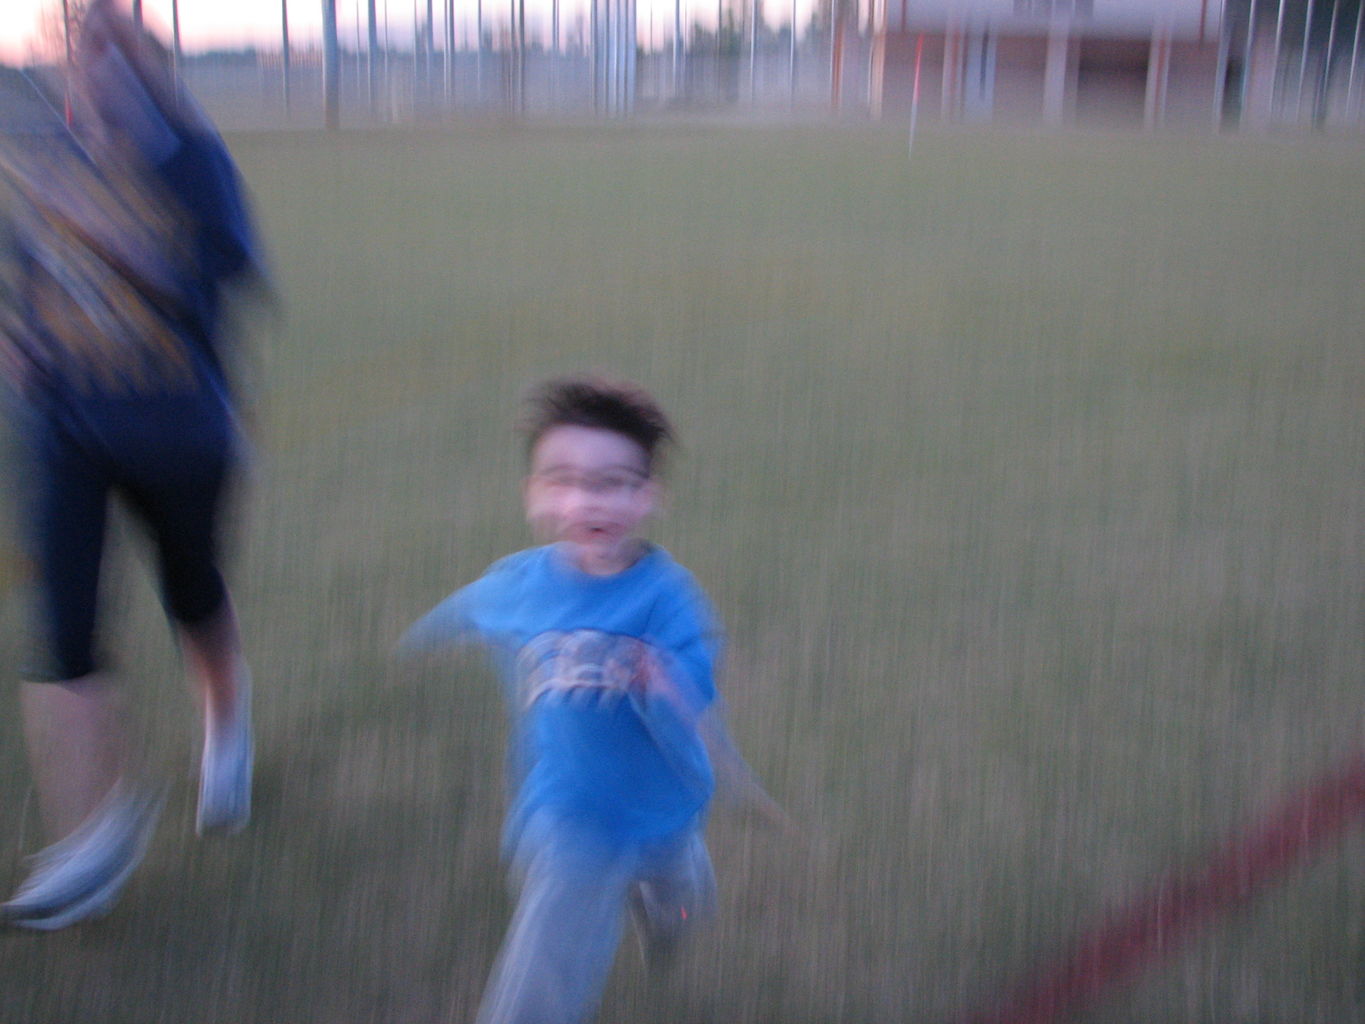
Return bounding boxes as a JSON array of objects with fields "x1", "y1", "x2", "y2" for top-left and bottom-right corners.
[{"x1": 524, "y1": 425, "x2": 659, "y2": 576}]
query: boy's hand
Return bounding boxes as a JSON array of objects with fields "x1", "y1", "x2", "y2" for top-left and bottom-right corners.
[
  {"x1": 632, "y1": 647, "x2": 699, "y2": 722},
  {"x1": 699, "y1": 708, "x2": 802, "y2": 838},
  {"x1": 735, "y1": 782, "x2": 799, "y2": 836}
]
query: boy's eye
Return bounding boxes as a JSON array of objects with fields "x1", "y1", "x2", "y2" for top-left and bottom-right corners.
[
  {"x1": 598, "y1": 474, "x2": 645, "y2": 493},
  {"x1": 538, "y1": 471, "x2": 646, "y2": 495}
]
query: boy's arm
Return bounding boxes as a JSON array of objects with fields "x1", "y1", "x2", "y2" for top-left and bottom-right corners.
[
  {"x1": 396, "y1": 587, "x2": 478, "y2": 656},
  {"x1": 700, "y1": 701, "x2": 794, "y2": 833},
  {"x1": 639, "y1": 577, "x2": 720, "y2": 718},
  {"x1": 644, "y1": 577, "x2": 792, "y2": 832}
]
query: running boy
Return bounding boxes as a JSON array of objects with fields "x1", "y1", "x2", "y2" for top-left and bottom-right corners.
[{"x1": 402, "y1": 376, "x2": 760, "y2": 1024}]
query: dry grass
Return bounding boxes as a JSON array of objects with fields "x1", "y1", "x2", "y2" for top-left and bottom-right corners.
[{"x1": 1, "y1": 120, "x2": 1363, "y2": 1023}]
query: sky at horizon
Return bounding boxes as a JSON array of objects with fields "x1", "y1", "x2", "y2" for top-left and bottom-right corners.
[{"x1": 1, "y1": 0, "x2": 809, "y2": 67}]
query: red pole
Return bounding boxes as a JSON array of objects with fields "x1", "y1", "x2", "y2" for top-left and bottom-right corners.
[
  {"x1": 911, "y1": 30, "x2": 923, "y2": 105},
  {"x1": 907, "y1": 31, "x2": 922, "y2": 157}
]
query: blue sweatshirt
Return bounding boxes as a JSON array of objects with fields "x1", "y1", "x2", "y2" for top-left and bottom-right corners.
[{"x1": 404, "y1": 543, "x2": 719, "y2": 851}]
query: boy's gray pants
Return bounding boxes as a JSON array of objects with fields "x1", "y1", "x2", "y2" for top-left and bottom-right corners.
[{"x1": 476, "y1": 813, "x2": 715, "y2": 1024}]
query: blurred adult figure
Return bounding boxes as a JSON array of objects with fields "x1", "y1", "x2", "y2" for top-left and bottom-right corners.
[{"x1": 0, "y1": 0, "x2": 267, "y2": 929}]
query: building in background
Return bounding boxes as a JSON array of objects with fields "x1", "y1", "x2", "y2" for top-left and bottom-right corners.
[
  {"x1": 2, "y1": 0, "x2": 1359, "y2": 130},
  {"x1": 868, "y1": 0, "x2": 1224, "y2": 129},
  {"x1": 867, "y1": 0, "x2": 1364, "y2": 130}
]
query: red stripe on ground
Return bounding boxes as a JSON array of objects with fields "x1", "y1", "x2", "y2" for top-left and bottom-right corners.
[{"x1": 963, "y1": 754, "x2": 1365, "y2": 1024}]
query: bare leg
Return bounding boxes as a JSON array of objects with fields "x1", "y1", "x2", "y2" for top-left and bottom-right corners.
[
  {"x1": 180, "y1": 597, "x2": 252, "y2": 835},
  {"x1": 5, "y1": 676, "x2": 161, "y2": 930},
  {"x1": 180, "y1": 596, "x2": 250, "y2": 735},
  {"x1": 20, "y1": 675, "x2": 124, "y2": 843}
]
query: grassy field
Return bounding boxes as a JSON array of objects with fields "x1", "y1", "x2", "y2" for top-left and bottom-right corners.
[{"x1": 1, "y1": 119, "x2": 1364, "y2": 1023}]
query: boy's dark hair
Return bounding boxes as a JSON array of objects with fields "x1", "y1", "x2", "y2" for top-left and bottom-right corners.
[{"x1": 523, "y1": 376, "x2": 674, "y2": 472}]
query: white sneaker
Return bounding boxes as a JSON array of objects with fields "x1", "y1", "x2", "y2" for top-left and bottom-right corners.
[
  {"x1": 196, "y1": 683, "x2": 253, "y2": 836},
  {"x1": 3, "y1": 780, "x2": 164, "y2": 931}
]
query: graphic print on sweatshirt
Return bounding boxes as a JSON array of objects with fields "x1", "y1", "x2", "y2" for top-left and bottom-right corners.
[{"x1": 515, "y1": 629, "x2": 653, "y2": 710}]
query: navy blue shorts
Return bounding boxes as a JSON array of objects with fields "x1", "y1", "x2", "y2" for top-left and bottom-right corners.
[{"x1": 21, "y1": 387, "x2": 239, "y2": 681}]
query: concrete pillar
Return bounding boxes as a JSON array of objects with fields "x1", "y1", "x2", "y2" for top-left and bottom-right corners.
[
  {"x1": 1243, "y1": 27, "x2": 1278, "y2": 127},
  {"x1": 1145, "y1": 26, "x2": 1171, "y2": 128},
  {"x1": 941, "y1": 21, "x2": 963, "y2": 119},
  {"x1": 322, "y1": 0, "x2": 340, "y2": 129},
  {"x1": 1043, "y1": 22, "x2": 1073, "y2": 126},
  {"x1": 869, "y1": 29, "x2": 887, "y2": 118}
]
